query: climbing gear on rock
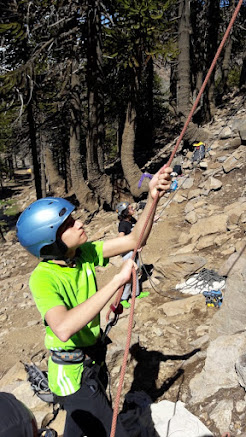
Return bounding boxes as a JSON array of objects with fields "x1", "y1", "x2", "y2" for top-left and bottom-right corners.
[
  {"x1": 176, "y1": 269, "x2": 226, "y2": 295},
  {"x1": 203, "y1": 290, "x2": 223, "y2": 307}
]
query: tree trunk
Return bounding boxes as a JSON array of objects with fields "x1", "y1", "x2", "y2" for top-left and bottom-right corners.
[
  {"x1": 45, "y1": 146, "x2": 65, "y2": 195},
  {"x1": 0, "y1": 226, "x2": 6, "y2": 243},
  {"x1": 40, "y1": 138, "x2": 46, "y2": 198},
  {"x1": 203, "y1": 0, "x2": 220, "y2": 120},
  {"x1": 240, "y1": 51, "x2": 246, "y2": 88},
  {"x1": 26, "y1": 99, "x2": 42, "y2": 199},
  {"x1": 146, "y1": 57, "x2": 154, "y2": 148},
  {"x1": 177, "y1": 0, "x2": 191, "y2": 118},
  {"x1": 69, "y1": 60, "x2": 98, "y2": 211},
  {"x1": 221, "y1": 1, "x2": 234, "y2": 94},
  {"x1": 86, "y1": 0, "x2": 112, "y2": 207},
  {"x1": 221, "y1": 38, "x2": 233, "y2": 94},
  {"x1": 121, "y1": 102, "x2": 149, "y2": 197}
]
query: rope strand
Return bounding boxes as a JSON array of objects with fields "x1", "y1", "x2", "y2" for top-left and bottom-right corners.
[{"x1": 109, "y1": 2, "x2": 244, "y2": 435}]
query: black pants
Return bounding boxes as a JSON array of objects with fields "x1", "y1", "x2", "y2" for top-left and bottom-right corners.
[{"x1": 57, "y1": 366, "x2": 129, "y2": 437}]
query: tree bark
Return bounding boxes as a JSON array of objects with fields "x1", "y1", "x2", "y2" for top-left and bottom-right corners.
[
  {"x1": 44, "y1": 146, "x2": 65, "y2": 195},
  {"x1": 86, "y1": 0, "x2": 112, "y2": 207},
  {"x1": 203, "y1": 0, "x2": 220, "y2": 120},
  {"x1": 69, "y1": 60, "x2": 98, "y2": 211},
  {"x1": 240, "y1": 51, "x2": 246, "y2": 88},
  {"x1": 177, "y1": 0, "x2": 191, "y2": 118},
  {"x1": 26, "y1": 99, "x2": 42, "y2": 199},
  {"x1": 121, "y1": 102, "x2": 149, "y2": 197}
]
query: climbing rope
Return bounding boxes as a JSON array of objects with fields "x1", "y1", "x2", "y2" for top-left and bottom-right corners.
[{"x1": 109, "y1": 2, "x2": 244, "y2": 436}]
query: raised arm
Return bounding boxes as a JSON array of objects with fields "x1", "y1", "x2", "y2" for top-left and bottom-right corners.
[{"x1": 103, "y1": 167, "x2": 172, "y2": 259}]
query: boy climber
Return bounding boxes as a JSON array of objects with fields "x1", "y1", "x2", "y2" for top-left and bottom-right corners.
[
  {"x1": 116, "y1": 202, "x2": 149, "y2": 308},
  {"x1": 16, "y1": 167, "x2": 172, "y2": 437}
]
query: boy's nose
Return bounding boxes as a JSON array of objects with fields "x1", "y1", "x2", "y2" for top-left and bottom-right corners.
[{"x1": 75, "y1": 220, "x2": 83, "y2": 228}]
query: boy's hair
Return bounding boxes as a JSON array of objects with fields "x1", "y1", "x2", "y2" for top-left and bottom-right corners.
[{"x1": 118, "y1": 207, "x2": 129, "y2": 221}]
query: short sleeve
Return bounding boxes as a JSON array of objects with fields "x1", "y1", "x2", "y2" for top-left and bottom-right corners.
[
  {"x1": 29, "y1": 269, "x2": 65, "y2": 320},
  {"x1": 79, "y1": 241, "x2": 108, "y2": 267}
]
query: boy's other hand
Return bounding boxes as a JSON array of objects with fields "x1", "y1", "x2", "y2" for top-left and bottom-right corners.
[{"x1": 116, "y1": 259, "x2": 138, "y2": 287}]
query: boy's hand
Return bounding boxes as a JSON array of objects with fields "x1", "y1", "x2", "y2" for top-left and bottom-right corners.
[
  {"x1": 149, "y1": 167, "x2": 172, "y2": 199},
  {"x1": 116, "y1": 259, "x2": 138, "y2": 287}
]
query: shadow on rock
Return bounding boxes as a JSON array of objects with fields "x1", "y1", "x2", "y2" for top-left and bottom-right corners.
[{"x1": 127, "y1": 343, "x2": 200, "y2": 402}]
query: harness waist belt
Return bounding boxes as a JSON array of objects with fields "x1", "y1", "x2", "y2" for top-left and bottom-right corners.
[
  {"x1": 51, "y1": 349, "x2": 86, "y2": 365},
  {"x1": 50, "y1": 339, "x2": 105, "y2": 366}
]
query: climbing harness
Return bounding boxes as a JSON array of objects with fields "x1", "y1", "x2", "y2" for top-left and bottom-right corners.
[
  {"x1": 51, "y1": 349, "x2": 86, "y2": 365},
  {"x1": 109, "y1": 2, "x2": 244, "y2": 436}
]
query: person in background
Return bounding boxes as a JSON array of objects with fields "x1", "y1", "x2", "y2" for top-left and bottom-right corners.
[{"x1": 116, "y1": 202, "x2": 150, "y2": 308}]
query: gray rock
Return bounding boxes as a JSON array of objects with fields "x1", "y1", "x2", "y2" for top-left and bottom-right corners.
[
  {"x1": 210, "y1": 399, "x2": 233, "y2": 434},
  {"x1": 189, "y1": 214, "x2": 228, "y2": 243},
  {"x1": 235, "y1": 354, "x2": 246, "y2": 389},
  {"x1": 185, "y1": 210, "x2": 197, "y2": 224},
  {"x1": 161, "y1": 295, "x2": 206, "y2": 317},
  {"x1": 211, "y1": 254, "x2": 246, "y2": 339},
  {"x1": 220, "y1": 126, "x2": 232, "y2": 139},
  {"x1": 155, "y1": 254, "x2": 207, "y2": 282},
  {"x1": 189, "y1": 332, "x2": 246, "y2": 404}
]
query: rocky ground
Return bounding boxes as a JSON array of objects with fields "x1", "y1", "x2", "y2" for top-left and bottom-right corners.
[{"x1": 0, "y1": 91, "x2": 246, "y2": 436}]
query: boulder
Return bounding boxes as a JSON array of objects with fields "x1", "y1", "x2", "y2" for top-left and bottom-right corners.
[
  {"x1": 149, "y1": 400, "x2": 213, "y2": 437},
  {"x1": 210, "y1": 253, "x2": 246, "y2": 339},
  {"x1": 161, "y1": 295, "x2": 206, "y2": 317},
  {"x1": 155, "y1": 254, "x2": 207, "y2": 282},
  {"x1": 189, "y1": 332, "x2": 246, "y2": 404},
  {"x1": 189, "y1": 214, "x2": 228, "y2": 243}
]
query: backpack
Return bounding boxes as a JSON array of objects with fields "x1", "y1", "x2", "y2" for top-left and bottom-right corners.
[{"x1": 192, "y1": 141, "x2": 205, "y2": 163}]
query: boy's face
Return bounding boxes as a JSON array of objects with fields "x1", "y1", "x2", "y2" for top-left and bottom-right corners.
[
  {"x1": 128, "y1": 205, "x2": 134, "y2": 216},
  {"x1": 57, "y1": 214, "x2": 87, "y2": 251}
]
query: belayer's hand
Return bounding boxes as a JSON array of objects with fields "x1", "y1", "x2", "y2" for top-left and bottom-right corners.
[
  {"x1": 149, "y1": 167, "x2": 172, "y2": 199},
  {"x1": 116, "y1": 259, "x2": 138, "y2": 287}
]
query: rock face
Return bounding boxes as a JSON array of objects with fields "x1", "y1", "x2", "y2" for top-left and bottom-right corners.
[
  {"x1": 210, "y1": 252, "x2": 246, "y2": 339},
  {"x1": 189, "y1": 332, "x2": 246, "y2": 403}
]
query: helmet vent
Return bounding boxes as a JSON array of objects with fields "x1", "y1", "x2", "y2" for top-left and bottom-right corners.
[{"x1": 59, "y1": 207, "x2": 67, "y2": 217}]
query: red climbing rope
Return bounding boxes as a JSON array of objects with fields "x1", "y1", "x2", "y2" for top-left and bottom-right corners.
[{"x1": 109, "y1": 2, "x2": 244, "y2": 436}]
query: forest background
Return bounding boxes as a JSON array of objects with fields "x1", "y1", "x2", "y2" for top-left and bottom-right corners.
[{"x1": 0, "y1": 0, "x2": 245, "y2": 217}]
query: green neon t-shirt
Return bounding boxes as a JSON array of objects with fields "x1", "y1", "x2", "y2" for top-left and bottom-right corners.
[{"x1": 29, "y1": 241, "x2": 108, "y2": 396}]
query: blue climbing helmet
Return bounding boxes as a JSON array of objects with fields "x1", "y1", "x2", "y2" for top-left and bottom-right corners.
[
  {"x1": 115, "y1": 201, "x2": 129, "y2": 218},
  {"x1": 16, "y1": 197, "x2": 75, "y2": 258}
]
